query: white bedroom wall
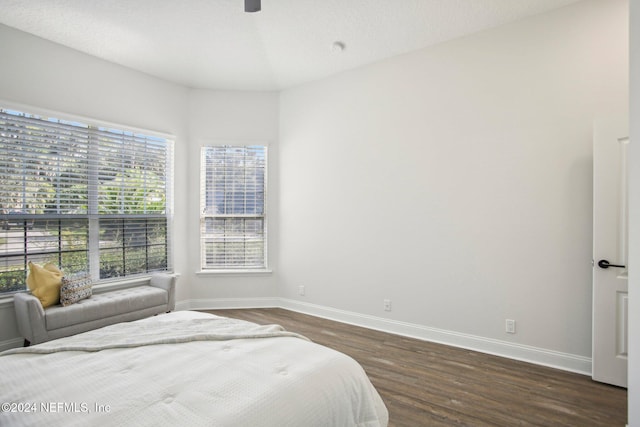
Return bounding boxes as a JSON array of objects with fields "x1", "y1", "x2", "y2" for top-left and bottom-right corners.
[
  {"x1": 0, "y1": 0, "x2": 630, "y2": 383},
  {"x1": 0, "y1": 24, "x2": 191, "y2": 343},
  {"x1": 278, "y1": 0, "x2": 628, "y2": 365},
  {"x1": 183, "y1": 89, "x2": 280, "y2": 308}
]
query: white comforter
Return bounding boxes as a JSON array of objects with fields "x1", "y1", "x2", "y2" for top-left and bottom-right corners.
[{"x1": 0, "y1": 311, "x2": 388, "y2": 427}]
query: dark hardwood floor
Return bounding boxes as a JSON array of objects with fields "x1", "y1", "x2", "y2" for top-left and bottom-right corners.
[{"x1": 204, "y1": 308, "x2": 627, "y2": 427}]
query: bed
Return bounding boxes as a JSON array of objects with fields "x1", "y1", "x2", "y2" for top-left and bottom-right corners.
[{"x1": 0, "y1": 311, "x2": 388, "y2": 427}]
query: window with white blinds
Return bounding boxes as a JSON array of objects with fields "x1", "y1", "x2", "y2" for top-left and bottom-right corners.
[
  {"x1": 200, "y1": 145, "x2": 267, "y2": 270},
  {"x1": 0, "y1": 107, "x2": 173, "y2": 294}
]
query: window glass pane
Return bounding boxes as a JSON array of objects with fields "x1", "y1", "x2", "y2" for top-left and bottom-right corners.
[
  {"x1": 200, "y1": 145, "x2": 267, "y2": 270},
  {"x1": 0, "y1": 267, "x2": 26, "y2": 293},
  {"x1": 99, "y1": 218, "x2": 168, "y2": 279},
  {"x1": 0, "y1": 107, "x2": 172, "y2": 294},
  {"x1": 0, "y1": 218, "x2": 88, "y2": 293}
]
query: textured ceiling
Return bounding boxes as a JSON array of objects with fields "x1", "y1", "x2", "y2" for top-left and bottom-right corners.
[{"x1": 0, "y1": 0, "x2": 583, "y2": 91}]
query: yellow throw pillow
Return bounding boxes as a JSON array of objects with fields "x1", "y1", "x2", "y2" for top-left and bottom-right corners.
[
  {"x1": 43, "y1": 262, "x2": 62, "y2": 275},
  {"x1": 26, "y1": 262, "x2": 63, "y2": 308}
]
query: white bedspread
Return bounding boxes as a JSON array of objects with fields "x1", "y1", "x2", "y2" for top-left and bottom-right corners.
[{"x1": 0, "y1": 311, "x2": 388, "y2": 427}]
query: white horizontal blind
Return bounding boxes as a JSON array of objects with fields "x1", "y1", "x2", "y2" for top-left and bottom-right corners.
[
  {"x1": 95, "y1": 127, "x2": 168, "y2": 215},
  {"x1": 200, "y1": 145, "x2": 267, "y2": 270},
  {"x1": 0, "y1": 112, "x2": 90, "y2": 214},
  {"x1": 0, "y1": 108, "x2": 172, "y2": 293}
]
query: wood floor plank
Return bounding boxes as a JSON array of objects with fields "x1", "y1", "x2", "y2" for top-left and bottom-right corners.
[{"x1": 203, "y1": 308, "x2": 627, "y2": 427}]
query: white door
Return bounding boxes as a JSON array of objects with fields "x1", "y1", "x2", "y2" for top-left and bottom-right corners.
[{"x1": 592, "y1": 118, "x2": 629, "y2": 388}]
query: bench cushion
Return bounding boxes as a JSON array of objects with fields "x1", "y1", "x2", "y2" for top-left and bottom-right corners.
[{"x1": 45, "y1": 286, "x2": 168, "y2": 330}]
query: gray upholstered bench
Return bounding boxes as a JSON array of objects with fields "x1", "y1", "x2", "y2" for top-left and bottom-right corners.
[{"x1": 13, "y1": 273, "x2": 176, "y2": 345}]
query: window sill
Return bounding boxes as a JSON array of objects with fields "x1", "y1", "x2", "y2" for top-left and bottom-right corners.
[{"x1": 196, "y1": 269, "x2": 273, "y2": 277}]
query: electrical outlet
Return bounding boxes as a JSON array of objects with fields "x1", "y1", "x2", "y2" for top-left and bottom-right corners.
[
  {"x1": 383, "y1": 299, "x2": 392, "y2": 312},
  {"x1": 298, "y1": 285, "x2": 305, "y2": 296},
  {"x1": 505, "y1": 319, "x2": 516, "y2": 334}
]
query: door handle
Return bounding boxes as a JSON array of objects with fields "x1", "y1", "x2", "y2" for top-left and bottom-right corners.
[{"x1": 597, "y1": 259, "x2": 626, "y2": 269}]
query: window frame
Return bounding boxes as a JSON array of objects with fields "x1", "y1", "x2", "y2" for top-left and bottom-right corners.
[
  {"x1": 0, "y1": 102, "x2": 174, "y2": 295},
  {"x1": 199, "y1": 143, "x2": 270, "y2": 274}
]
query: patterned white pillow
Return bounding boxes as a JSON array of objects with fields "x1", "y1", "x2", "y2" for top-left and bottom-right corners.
[{"x1": 60, "y1": 272, "x2": 93, "y2": 307}]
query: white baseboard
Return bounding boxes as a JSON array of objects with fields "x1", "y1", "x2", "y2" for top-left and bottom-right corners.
[
  {"x1": 280, "y1": 299, "x2": 592, "y2": 375},
  {"x1": 179, "y1": 297, "x2": 592, "y2": 376}
]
